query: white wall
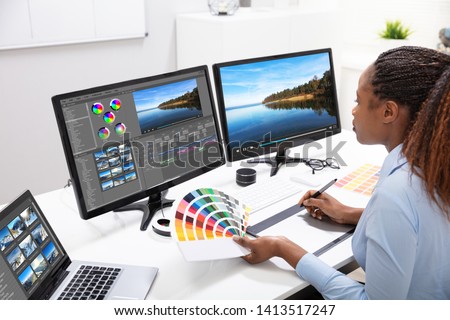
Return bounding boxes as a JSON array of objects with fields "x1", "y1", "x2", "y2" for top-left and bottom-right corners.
[
  {"x1": 1, "y1": 0, "x2": 449, "y2": 204},
  {"x1": 0, "y1": 0, "x2": 208, "y2": 204},
  {"x1": 337, "y1": 0, "x2": 450, "y2": 130}
]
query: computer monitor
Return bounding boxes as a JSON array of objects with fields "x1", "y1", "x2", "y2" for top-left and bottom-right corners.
[
  {"x1": 52, "y1": 66, "x2": 224, "y2": 232},
  {"x1": 213, "y1": 48, "x2": 341, "y2": 176}
]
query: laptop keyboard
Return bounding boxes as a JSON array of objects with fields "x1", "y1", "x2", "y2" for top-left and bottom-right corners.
[{"x1": 57, "y1": 265, "x2": 122, "y2": 300}]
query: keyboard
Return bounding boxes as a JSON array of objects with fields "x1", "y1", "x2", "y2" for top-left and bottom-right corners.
[
  {"x1": 235, "y1": 175, "x2": 305, "y2": 213},
  {"x1": 57, "y1": 264, "x2": 121, "y2": 300}
]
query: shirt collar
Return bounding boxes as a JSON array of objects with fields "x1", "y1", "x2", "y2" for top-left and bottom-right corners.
[{"x1": 377, "y1": 144, "x2": 408, "y2": 184}]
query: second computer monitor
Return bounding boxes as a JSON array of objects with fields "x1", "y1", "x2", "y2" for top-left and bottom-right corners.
[{"x1": 213, "y1": 48, "x2": 341, "y2": 175}]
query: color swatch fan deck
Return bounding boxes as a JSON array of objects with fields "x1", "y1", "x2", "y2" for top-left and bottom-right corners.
[{"x1": 173, "y1": 188, "x2": 250, "y2": 261}]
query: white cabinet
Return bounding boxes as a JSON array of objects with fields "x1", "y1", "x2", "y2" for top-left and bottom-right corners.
[
  {"x1": 0, "y1": 0, "x2": 146, "y2": 50},
  {"x1": 176, "y1": 7, "x2": 342, "y2": 70}
]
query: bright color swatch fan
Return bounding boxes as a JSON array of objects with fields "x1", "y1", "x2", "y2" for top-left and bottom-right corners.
[{"x1": 173, "y1": 188, "x2": 250, "y2": 261}]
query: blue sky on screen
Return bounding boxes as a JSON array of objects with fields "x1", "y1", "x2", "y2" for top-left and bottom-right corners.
[
  {"x1": 220, "y1": 52, "x2": 330, "y2": 108},
  {"x1": 133, "y1": 79, "x2": 197, "y2": 112}
]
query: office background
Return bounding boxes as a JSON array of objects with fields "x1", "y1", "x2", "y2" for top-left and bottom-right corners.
[{"x1": 1, "y1": 0, "x2": 449, "y2": 205}]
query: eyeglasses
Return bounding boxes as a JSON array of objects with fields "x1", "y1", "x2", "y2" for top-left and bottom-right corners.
[{"x1": 302, "y1": 158, "x2": 340, "y2": 174}]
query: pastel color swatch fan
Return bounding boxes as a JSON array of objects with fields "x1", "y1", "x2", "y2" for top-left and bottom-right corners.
[{"x1": 172, "y1": 188, "x2": 250, "y2": 261}]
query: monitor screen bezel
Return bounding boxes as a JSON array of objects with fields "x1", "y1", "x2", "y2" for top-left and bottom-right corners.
[
  {"x1": 52, "y1": 66, "x2": 225, "y2": 220},
  {"x1": 213, "y1": 48, "x2": 342, "y2": 162}
]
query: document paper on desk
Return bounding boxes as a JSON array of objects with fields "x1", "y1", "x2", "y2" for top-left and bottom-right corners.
[{"x1": 172, "y1": 188, "x2": 250, "y2": 261}]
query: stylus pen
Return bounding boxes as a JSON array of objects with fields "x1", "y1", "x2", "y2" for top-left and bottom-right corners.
[{"x1": 306, "y1": 178, "x2": 338, "y2": 202}]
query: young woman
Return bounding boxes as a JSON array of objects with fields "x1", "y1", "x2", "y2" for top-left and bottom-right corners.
[{"x1": 233, "y1": 46, "x2": 450, "y2": 299}]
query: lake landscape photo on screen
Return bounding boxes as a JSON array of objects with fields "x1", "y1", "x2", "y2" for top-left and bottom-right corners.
[
  {"x1": 133, "y1": 79, "x2": 203, "y2": 134},
  {"x1": 219, "y1": 53, "x2": 338, "y2": 148}
]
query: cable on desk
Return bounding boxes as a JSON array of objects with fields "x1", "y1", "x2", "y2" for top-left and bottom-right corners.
[{"x1": 63, "y1": 178, "x2": 72, "y2": 188}]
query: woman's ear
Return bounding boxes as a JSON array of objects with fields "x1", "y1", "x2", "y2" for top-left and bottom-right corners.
[{"x1": 382, "y1": 100, "x2": 400, "y2": 124}]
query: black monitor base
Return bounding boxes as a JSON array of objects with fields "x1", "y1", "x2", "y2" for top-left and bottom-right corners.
[
  {"x1": 247, "y1": 149, "x2": 305, "y2": 176},
  {"x1": 113, "y1": 190, "x2": 174, "y2": 231}
]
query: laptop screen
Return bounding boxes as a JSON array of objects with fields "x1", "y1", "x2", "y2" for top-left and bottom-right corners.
[{"x1": 0, "y1": 190, "x2": 69, "y2": 300}]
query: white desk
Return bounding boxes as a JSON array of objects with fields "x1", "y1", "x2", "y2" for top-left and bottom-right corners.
[{"x1": 31, "y1": 130, "x2": 386, "y2": 299}]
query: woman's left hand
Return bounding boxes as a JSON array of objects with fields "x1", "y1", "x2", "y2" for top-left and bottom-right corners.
[{"x1": 233, "y1": 235, "x2": 308, "y2": 268}]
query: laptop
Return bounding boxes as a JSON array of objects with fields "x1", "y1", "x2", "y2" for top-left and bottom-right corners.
[{"x1": 0, "y1": 190, "x2": 158, "y2": 300}]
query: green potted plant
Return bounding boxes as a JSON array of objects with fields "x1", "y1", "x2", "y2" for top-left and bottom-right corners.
[
  {"x1": 377, "y1": 20, "x2": 412, "y2": 51},
  {"x1": 378, "y1": 20, "x2": 412, "y2": 40}
]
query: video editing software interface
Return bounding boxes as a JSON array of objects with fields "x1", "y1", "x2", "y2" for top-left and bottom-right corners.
[
  {"x1": 58, "y1": 68, "x2": 221, "y2": 213},
  {"x1": 215, "y1": 49, "x2": 340, "y2": 160},
  {"x1": 0, "y1": 194, "x2": 65, "y2": 299}
]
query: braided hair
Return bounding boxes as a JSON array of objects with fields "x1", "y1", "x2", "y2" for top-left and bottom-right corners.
[{"x1": 371, "y1": 46, "x2": 450, "y2": 219}]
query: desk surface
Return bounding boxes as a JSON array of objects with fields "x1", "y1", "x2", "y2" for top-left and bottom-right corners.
[{"x1": 30, "y1": 130, "x2": 387, "y2": 299}]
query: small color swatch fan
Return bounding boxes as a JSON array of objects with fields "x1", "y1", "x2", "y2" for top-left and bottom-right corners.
[{"x1": 172, "y1": 188, "x2": 250, "y2": 261}]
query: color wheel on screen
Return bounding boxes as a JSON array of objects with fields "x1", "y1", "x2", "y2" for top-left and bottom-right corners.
[
  {"x1": 92, "y1": 103, "x2": 104, "y2": 115},
  {"x1": 103, "y1": 112, "x2": 115, "y2": 124},
  {"x1": 110, "y1": 99, "x2": 121, "y2": 111},
  {"x1": 98, "y1": 127, "x2": 110, "y2": 139},
  {"x1": 115, "y1": 123, "x2": 126, "y2": 135},
  {"x1": 173, "y1": 188, "x2": 250, "y2": 261}
]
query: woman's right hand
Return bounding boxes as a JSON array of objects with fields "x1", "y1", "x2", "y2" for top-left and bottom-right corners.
[{"x1": 298, "y1": 191, "x2": 363, "y2": 225}]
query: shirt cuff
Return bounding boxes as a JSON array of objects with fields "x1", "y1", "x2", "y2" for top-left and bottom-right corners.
[{"x1": 295, "y1": 252, "x2": 337, "y2": 291}]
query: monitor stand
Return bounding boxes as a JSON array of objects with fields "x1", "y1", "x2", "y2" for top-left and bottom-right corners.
[
  {"x1": 113, "y1": 190, "x2": 174, "y2": 231},
  {"x1": 247, "y1": 148, "x2": 305, "y2": 176}
]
